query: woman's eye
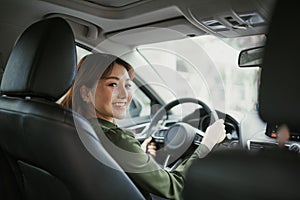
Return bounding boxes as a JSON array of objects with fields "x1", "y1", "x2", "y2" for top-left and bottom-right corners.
[
  {"x1": 108, "y1": 83, "x2": 117, "y2": 87},
  {"x1": 125, "y1": 83, "x2": 132, "y2": 88}
]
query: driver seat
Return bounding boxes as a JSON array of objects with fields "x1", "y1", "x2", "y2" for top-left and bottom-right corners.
[{"x1": 0, "y1": 17, "x2": 144, "y2": 200}]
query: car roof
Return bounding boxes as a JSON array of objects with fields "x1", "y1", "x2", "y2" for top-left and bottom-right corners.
[{"x1": 0, "y1": 0, "x2": 276, "y2": 66}]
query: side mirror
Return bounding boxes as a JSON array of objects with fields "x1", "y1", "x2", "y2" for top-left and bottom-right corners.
[{"x1": 238, "y1": 46, "x2": 264, "y2": 67}]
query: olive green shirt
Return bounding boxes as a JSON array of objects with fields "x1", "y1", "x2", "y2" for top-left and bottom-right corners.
[{"x1": 89, "y1": 118, "x2": 210, "y2": 200}]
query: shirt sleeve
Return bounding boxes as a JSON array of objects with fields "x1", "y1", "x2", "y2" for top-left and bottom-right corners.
[{"x1": 91, "y1": 121, "x2": 210, "y2": 200}]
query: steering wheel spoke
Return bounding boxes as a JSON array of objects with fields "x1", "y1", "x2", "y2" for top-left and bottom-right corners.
[
  {"x1": 163, "y1": 154, "x2": 183, "y2": 172},
  {"x1": 152, "y1": 129, "x2": 168, "y2": 143}
]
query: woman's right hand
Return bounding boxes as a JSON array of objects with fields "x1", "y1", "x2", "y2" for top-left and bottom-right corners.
[
  {"x1": 201, "y1": 119, "x2": 226, "y2": 151},
  {"x1": 141, "y1": 137, "x2": 157, "y2": 157}
]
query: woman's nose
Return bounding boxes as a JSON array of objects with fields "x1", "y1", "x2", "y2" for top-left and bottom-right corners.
[{"x1": 117, "y1": 85, "x2": 128, "y2": 99}]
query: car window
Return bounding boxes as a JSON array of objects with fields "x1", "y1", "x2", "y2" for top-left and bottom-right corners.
[
  {"x1": 135, "y1": 47, "x2": 211, "y2": 117},
  {"x1": 126, "y1": 82, "x2": 151, "y2": 118},
  {"x1": 76, "y1": 46, "x2": 91, "y2": 61}
]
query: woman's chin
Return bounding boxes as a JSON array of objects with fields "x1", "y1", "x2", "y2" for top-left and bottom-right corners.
[{"x1": 113, "y1": 112, "x2": 126, "y2": 120}]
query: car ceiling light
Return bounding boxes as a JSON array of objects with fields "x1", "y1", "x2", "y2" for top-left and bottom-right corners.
[
  {"x1": 201, "y1": 19, "x2": 228, "y2": 31},
  {"x1": 238, "y1": 12, "x2": 265, "y2": 26}
]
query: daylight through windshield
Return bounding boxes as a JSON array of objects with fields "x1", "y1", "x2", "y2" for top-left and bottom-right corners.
[{"x1": 134, "y1": 35, "x2": 262, "y2": 115}]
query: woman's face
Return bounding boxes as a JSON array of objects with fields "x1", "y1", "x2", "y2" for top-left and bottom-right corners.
[{"x1": 89, "y1": 63, "x2": 133, "y2": 123}]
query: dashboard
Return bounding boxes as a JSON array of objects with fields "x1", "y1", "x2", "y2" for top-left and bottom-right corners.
[
  {"x1": 151, "y1": 108, "x2": 241, "y2": 149},
  {"x1": 130, "y1": 106, "x2": 300, "y2": 170},
  {"x1": 247, "y1": 123, "x2": 300, "y2": 154}
]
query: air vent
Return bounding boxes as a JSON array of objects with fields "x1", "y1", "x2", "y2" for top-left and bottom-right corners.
[
  {"x1": 248, "y1": 140, "x2": 279, "y2": 151},
  {"x1": 248, "y1": 140, "x2": 296, "y2": 153},
  {"x1": 201, "y1": 19, "x2": 228, "y2": 31}
]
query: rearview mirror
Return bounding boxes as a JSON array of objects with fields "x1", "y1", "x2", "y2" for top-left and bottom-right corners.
[{"x1": 238, "y1": 46, "x2": 264, "y2": 67}]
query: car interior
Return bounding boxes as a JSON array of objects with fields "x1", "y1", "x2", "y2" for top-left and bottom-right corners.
[
  {"x1": 183, "y1": 1, "x2": 300, "y2": 199},
  {"x1": 1, "y1": 0, "x2": 299, "y2": 199}
]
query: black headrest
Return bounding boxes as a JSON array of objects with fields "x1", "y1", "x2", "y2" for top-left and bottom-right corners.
[
  {"x1": 259, "y1": 0, "x2": 300, "y2": 130},
  {"x1": 0, "y1": 17, "x2": 77, "y2": 101},
  {"x1": 183, "y1": 148, "x2": 300, "y2": 200}
]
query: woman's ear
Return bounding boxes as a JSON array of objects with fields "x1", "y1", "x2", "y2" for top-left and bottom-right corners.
[{"x1": 80, "y1": 85, "x2": 91, "y2": 103}]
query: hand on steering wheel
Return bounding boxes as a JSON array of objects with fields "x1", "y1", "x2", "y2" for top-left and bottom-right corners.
[
  {"x1": 146, "y1": 97, "x2": 223, "y2": 170},
  {"x1": 202, "y1": 119, "x2": 226, "y2": 151}
]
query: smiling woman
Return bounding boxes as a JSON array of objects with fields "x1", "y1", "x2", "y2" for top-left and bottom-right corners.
[
  {"x1": 61, "y1": 52, "x2": 226, "y2": 200},
  {"x1": 61, "y1": 53, "x2": 134, "y2": 120},
  {"x1": 90, "y1": 63, "x2": 133, "y2": 122}
]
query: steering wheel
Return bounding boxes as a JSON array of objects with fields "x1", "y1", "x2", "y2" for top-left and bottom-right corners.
[{"x1": 146, "y1": 97, "x2": 219, "y2": 171}]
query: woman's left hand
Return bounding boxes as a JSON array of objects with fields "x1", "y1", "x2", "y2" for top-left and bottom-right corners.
[{"x1": 141, "y1": 137, "x2": 157, "y2": 157}]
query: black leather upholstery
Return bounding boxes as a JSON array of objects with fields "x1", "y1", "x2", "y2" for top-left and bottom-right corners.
[
  {"x1": 0, "y1": 17, "x2": 144, "y2": 200},
  {"x1": 0, "y1": 147, "x2": 22, "y2": 200},
  {"x1": 1, "y1": 17, "x2": 76, "y2": 101},
  {"x1": 183, "y1": 148, "x2": 300, "y2": 200},
  {"x1": 259, "y1": 0, "x2": 300, "y2": 131}
]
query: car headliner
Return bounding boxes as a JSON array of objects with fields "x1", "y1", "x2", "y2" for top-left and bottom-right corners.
[{"x1": 0, "y1": 0, "x2": 276, "y2": 69}]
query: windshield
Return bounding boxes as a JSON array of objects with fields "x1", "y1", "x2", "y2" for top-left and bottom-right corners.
[
  {"x1": 80, "y1": 28, "x2": 265, "y2": 117},
  {"x1": 130, "y1": 34, "x2": 264, "y2": 115}
]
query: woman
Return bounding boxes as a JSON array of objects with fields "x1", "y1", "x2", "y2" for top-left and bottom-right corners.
[
  {"x1": 61, "y1": 53, "x2": 156, "y2": 156},
  {"x1": 61, "y1": 53, "x2": 225, "y2": 200}
]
